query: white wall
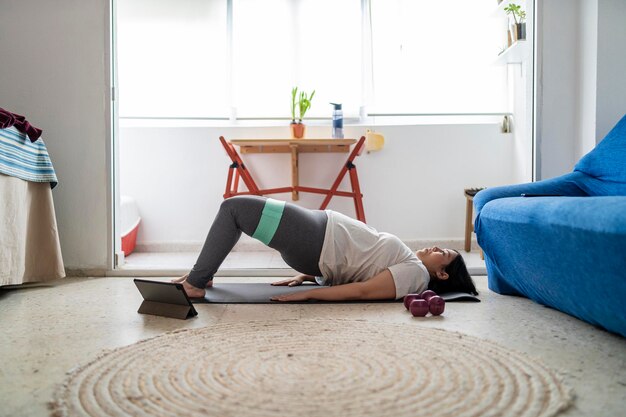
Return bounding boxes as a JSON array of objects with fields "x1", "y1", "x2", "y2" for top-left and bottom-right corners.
[
  {"x1": 0, "y1": 0, "x2": 111, "y2": 271},
  {"x1": 509, "y1": 1, "x2": 535, "y2": 184},
  {"x1": 595, "y1": 0, "x2": 626, "y2": 141},
  {"x1": 120, "y1": 122, "x2": 517, "y2": 248},
  {"x1": 536, "y1": 0, "x2": 579, "y2": 179},
  {"x1": 578, "y1": 0, "x2": 598, "y2": 158},
  {"x1": 537, "y1": 0, "x2": 626, "y2": 179},
  {"x1": 512, "y1": 58, "x2": 534, "y2": 185}
]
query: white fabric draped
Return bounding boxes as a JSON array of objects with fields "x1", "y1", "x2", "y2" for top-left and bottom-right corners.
[{"x1": 0, "y1": 173, "x2": 65, "y2": 285}]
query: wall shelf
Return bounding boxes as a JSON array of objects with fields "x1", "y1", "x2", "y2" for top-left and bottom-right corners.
[{"x1": 495, "y1": 40, "x2": 527, "y2": 65}]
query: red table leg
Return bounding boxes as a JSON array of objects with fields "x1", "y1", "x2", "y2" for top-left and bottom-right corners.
[{"x1": 319, "y1": 136, "x2": 366, "y2": 222}]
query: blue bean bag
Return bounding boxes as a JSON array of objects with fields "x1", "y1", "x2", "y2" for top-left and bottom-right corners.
[{"x1": 474, "y1": 114, "x2": 626, "y2": 337}]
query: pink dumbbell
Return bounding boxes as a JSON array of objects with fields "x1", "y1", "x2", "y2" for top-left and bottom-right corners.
[
  {"x1": 409, "y1": 299, "x2": 429, "y2": 317},
  {"x1": 418, "y1": 290, "x2": 446, "y2": 316},
  {"x1": 428, "y1": 295, "x2": 445, "y2": 316},
  {"x1": 403, "y1": 293, "x2": 421, "y2": 310},
  {"x1": 419, "y1": 290, "x2": 437, "y2": 302},
  {"x1": 405, "y1": 290, "x2": 446, "y2": 316}
]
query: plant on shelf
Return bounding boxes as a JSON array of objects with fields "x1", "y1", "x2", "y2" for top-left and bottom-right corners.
[
  {"x1": 504, "y1": 3, "x2": 526, "y2": 42},
  {"x1": 290, "y1": 86, "x2": 315, "y2": 139}
]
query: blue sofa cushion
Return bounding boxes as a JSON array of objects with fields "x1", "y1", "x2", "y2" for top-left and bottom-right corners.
[
  {"x1": 476, "y1": 196, "x2": 626, "y2": 337},
  {"x1": 574, "y1": 114, "x2": 626, "y2": 195},
  {"x1": 474, "y1": 113, "x2": 626, "y2": 337},
  {"x1": 473, "y1": 172, "x2": 589, "y2": 213}
]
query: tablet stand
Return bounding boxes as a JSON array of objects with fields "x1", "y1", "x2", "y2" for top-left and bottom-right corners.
[{"x1": 137, "y1": 300, "x2": 196, "y2": 320}]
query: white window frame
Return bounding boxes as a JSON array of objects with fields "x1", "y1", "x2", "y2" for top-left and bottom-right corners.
[{"x1": 117, "y1": 0, "x2": 513, "y2": 125}]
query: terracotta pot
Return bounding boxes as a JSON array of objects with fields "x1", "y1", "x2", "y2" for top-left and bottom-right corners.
[{"x1": 290, "y1": 122, "x2": 306, "y2": 139}]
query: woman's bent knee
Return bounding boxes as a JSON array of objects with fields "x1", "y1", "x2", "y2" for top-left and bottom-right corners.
[{"x1": 220, "y1": 195, "x2": 263, "y2": 212}]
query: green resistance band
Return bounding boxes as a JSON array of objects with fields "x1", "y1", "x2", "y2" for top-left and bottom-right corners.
[{"x1": 252, "y1": 198, "x2": 286, "y2": 245}]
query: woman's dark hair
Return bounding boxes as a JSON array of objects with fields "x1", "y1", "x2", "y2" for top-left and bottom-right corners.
[{"x1": 427, "y1": 250, "x2": 478, "y2": 295}]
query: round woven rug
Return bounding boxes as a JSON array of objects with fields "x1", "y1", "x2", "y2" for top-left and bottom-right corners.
[{"x1": 51, "y1": 319, "x2": 572, "y2": 417}]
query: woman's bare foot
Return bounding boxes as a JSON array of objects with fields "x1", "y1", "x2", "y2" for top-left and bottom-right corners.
[
  {"x1": 181, "y1": 279, "x2": 206, "y2": 298},
  {"x1": 171, "y1": 274, "x2": 213, "y2": 288},
  {"x1": 171, "y1": 274, "x2": 212, "y2": 298},
  {"x1": 171, "y1": 274, "x2": 188, "y2": 284}
]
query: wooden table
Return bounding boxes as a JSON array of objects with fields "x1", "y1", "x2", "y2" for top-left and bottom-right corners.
[{"x1": 230, "y1": 139, "x2": 357, "y2": 200}]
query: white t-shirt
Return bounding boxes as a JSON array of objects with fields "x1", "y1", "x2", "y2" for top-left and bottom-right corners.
[{"x1": 316, "y1": 211, "x2": 429, "y2": 299}]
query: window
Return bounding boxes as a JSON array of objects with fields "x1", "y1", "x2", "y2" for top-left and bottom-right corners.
[
  {"x1": 232, "y1": 0, "x2": 361, "y2": 118},
  {"x1": 117, "y1": 0, "x2": 228, "y2": 118},
  {"x1": 369, "y1": 0, "x2": 507, "y2": 114},
  {"x1": 117, "y1": 0, "x2": 506, "y2": 119}
]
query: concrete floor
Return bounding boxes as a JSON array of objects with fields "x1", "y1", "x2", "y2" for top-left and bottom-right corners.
[{"x1": 1, "y1": 275, "x2": 625, "y2": 417}]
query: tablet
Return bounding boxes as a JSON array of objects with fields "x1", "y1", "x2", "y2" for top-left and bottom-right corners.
[{"x1": 134, "y1": 279, "x2": 198, "y2": 319}]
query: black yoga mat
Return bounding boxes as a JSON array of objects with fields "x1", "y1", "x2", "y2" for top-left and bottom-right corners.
[{"x1": 191, "y1": 283, "x2": 480, "y2": 304}]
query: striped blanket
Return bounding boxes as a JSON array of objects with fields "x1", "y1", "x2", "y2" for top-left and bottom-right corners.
[{"x1": 0, "y1": 126, "x2": 58, "y2": 188}]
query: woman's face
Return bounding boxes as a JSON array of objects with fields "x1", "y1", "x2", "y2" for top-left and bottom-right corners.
[{"x1": 416, "y1": 247, "x2": 457, "y2": 279}]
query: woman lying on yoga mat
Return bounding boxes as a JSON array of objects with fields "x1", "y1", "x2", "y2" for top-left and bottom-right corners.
[{"x1": 173, "y1": 196, "x2": 477, "y2": 301}]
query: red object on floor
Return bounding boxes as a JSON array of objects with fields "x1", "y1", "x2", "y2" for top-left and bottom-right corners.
[
  {"x1": 120, "y1": 195, "x2": 141, "y2": 256},
  {"x1": 121, "y1": 221, "x2": 140, "y2": 256},
  {"x1": 219, "y1": 136, "x2": 367, "y2": 223}
]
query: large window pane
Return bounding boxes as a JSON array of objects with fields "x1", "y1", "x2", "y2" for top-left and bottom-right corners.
[
  {"x1": 233, "y1": 0, "x2": 361, "y2": 118},
  {"x1": 232, "y1": 0, "x2": 294, "y2": 118},
  {"x1": 370, "y1": 0, "x2": 507, "y2": 114},
  {"x1": 297, "y1": 0, "x2": 361, "y2": 118},
  {"x1": 117, "y1": 0, "x2": 228, "y2": 118}
]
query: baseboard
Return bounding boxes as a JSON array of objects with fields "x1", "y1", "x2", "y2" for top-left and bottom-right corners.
[
  {"x1": 134, "y1": 237, "x2": 481, "y2": 253},
  {"x1": 134, "y1": 241, "x2": 203, "y2": 253},
  {"x1": 134, "y1": 235, "x2": 274, "y2": 253},
  {"x1": 106, "y1": 268, "x2": 297, "y2": 278},
  {"x1": 402, "y1": 239, "x2": 481, "y2": 252},
  {"x1": 65, "y1": 267, "x2": 108, "y2": 277}
]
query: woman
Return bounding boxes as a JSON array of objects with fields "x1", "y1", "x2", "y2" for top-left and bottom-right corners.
[{"x1": 173, "y1": 196, "x2": 477, "y2": 301}]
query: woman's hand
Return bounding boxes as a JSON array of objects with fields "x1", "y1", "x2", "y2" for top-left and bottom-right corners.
[
  {"x1": 271, "y1": 274, "x2": 310, "y2": 287},
  {"x1": 272, "y1": 270, "x2": 396, "y2": 302}
]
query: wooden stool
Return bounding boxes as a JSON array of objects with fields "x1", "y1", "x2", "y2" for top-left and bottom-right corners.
[{"x1": 464, "y1": 188, "x2": 485, "y2": 253}]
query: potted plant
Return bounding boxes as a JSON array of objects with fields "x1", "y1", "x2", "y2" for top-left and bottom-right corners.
[
  {"x1": 290, "y1": 86, "x2": 315, "y2": 139},
  {"x1": 504, "y1": 3, "x2": 526, "y2": 42}
]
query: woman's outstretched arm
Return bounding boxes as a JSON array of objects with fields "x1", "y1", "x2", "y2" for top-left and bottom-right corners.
[{"x1": 270, "y1": 269, "x2": 396, "y2": 302}]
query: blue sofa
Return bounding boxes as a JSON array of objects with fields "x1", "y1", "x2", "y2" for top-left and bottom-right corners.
[{"x1": 474, "y1": 114, "x2": 626, "y2": 337}]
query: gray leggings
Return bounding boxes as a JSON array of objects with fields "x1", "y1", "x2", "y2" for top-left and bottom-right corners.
[{"x1": 187, "y1": 196, "x2": 328, "y2": 288}]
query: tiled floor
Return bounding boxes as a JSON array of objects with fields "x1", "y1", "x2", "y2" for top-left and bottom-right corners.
[{"x1": 1, "y1": 273, "x2": 625, "y2": 416}]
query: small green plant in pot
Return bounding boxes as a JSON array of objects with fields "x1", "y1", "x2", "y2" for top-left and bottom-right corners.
[
  {"x1": 290, "y1": 87, "x2": 315, "y2": 139},
  {"x1": 504, "y1": 3, "x2": 526, "y2": 41}
]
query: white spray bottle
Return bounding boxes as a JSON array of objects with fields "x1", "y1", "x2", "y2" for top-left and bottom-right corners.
[{"x1": 330, "y1": 103, "x2": 344, "y2": 139}]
